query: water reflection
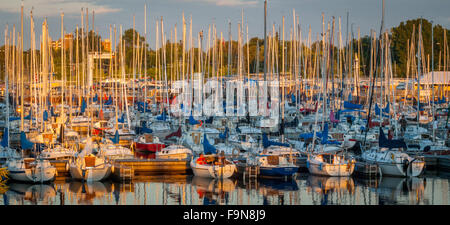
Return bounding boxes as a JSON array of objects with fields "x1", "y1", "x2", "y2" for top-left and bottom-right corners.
[
  {"x1": 68, "y1": 181, "x2": 113, "y2": 205},
  {"x1": 192, "y1": 177, "x2": 236, "y2": 205},
  {"x1": 5, "y1": 183, "x2": 56, "y2": 205},
  {"x1": 0, "y1": 172, "x2": 448, "y2": 205},
  {"x1": 376, "y1": 177, "x2": 426, "y2": 205},
  {"x1": 306, "y1": 175, "x2": 355, "y2": 205}
]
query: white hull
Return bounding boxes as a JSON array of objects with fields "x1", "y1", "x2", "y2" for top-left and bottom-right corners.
[
  {"x1": 69, "y1": 164, "x2": 111, "y2": 182},
  {"x1": 190, "y1": 159, "x2": 236, "y2": 179}
]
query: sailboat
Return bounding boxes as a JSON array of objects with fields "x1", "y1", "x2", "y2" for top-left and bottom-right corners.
[
  {"x1": 190, "y1": 133, "x2": 237, "y2": 178},
  {"x1": 361, "y1": 127, "x2": 425, "y2": 177},
  {"x1": 69, "y1": 137, "x2": 112, "y2": 182},
  {"x1": 6, "y1": 132, "x2": 57, "y2": 183}
]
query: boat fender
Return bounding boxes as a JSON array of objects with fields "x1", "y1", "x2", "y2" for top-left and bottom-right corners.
[
  {"x1": 111, "y1": 165, "x2": 115, "y2": 174},
  {"x1": 306, "y1": 161, "x2": 309, "y2": 169},
  {"x1": 319, "y1": 163, "x2": 323, "y2": 171},
  {"x1": 65, "y1": 162, "x2": 70, "y2": 172},
  {"x1": 391, "y1": 153, "x2": 395, "y2": 161}
]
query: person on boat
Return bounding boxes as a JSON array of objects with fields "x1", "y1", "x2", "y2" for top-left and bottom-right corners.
[
  {"x1": 388, "y1": 129, "x2": 393, "y2": 140},
  {"x1": 197, "y1": 154, "x2": 206, "y2": 165}
]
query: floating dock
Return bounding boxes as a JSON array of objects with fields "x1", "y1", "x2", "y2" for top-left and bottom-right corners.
[
  {"x1": 112, "y1": 158, "x2": 190, "y2": 175},
  {"x1": 354, "y1": 161, "x2": 379, "y2": 177}
]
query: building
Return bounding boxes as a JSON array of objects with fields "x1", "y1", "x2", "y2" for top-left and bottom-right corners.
[
  {"x1": 51, "y1": 33, "x2": 73, "y2": 50},
  {"x1": 102, "y1": 39, "x2": 111, "y2": 52}
]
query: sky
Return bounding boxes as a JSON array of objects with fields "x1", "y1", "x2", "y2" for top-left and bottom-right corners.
[{"x1": 0, "y1": 0, "x2": 449, "y2": 50}]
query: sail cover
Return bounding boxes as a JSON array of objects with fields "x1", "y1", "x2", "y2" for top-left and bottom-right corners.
[
  {"x1": 202, "y1": 133, "x2": 217, "y2": 155},
  {"x1": 262, "y1": 133, "x2": 289, "y2": 148},
  {"x1": 378, "y1": 127, "x2": 407, "y2": 149},
  {"x1": 344, "y1": 101, "x2": 363, "y2": 110},
  {"x1": 1, "y1": 128, "x2": 8, "y2": 148},
  {"x1": 20, "y1": 131, "x2": 35, "y2": 150}
]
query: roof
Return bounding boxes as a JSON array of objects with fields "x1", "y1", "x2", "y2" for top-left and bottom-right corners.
[{"x1": 420, "y1": 71, "x2": 450, "y2": 85}]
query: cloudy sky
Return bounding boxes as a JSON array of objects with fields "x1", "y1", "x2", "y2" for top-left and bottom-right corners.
[{"x1": 1, "y1": 0, "x2": 449, "y2": 50}]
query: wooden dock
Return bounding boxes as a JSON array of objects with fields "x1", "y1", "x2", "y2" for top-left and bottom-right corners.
[
  {"x1": 354, "y1": 161, "x2": 379, "y2": 177},
  {"x1": 111, "y1": 164, "x2": 134, "y2": 181},
  {"x1": 49, "y1": 159, "x2": 70, "y2": 176},
  {"x1": 112, "y1": 158, "x2": 190, "y2": 175}
]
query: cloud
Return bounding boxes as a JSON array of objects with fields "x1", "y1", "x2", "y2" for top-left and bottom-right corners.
[{"x1": 0, "y1": 0, "x2": 121, "y2": 17}]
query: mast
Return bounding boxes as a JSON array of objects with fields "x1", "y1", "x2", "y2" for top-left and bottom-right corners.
[
  {"x1": 20, "y1": 3, "x2": 24, "y2": 131},
  {"x1": 263, "y1": 0, "x2": 267, "y2": 82}
]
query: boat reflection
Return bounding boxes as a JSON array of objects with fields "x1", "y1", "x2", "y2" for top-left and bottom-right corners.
[
  {"x1": 5, "y1": 182, "x2": 57, "y2": 205},
  {"x1": 306, "y1": 175, "x2": 355, "y2": 205},
  {"x1": 192, "y1": 177, "x2": 237, "y2": 205},
  {"x1": 376, "y1": 176, "x2": 426, "y2": 205},
  {"x1": 257, "y1": 178, "x2": 299, "y2": 205},
  {"x1": 68, "y1": 181, "x2": 113, "y2": 204}
]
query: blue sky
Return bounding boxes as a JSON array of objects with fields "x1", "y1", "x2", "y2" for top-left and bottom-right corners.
[{"x1": 1, "y1": 0, "x2": 449, "y2": 50}]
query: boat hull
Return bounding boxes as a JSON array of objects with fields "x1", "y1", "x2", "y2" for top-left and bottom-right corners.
[
  {"x1": 69, "y1": 164, "x2": 112, "y2": 182},
  {"x1": 190, "y1": 160, "x2": 236, "y2": 179},
  {"x1": 8, "y1": 167, "x2": 56, "y2": 183},
  {"x1": 135, "y1": 143, "x2": 166, "y2": 153},
  {"x1": 259, "y1": 166, "x2": 298, "y2": 177},
  {"x1": 307, "y1": 160, "x2": 355, "y2": 177}
]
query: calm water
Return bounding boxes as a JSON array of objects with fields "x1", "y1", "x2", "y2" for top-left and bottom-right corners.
[{"x1": 1, "y1": 171, "x2": 450, "y2": 205}]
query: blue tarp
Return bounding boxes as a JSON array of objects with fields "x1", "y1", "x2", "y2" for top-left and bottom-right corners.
[
  {"x1": 262, "y1": 133, "x2": 290, "y2": 148},
  {"x1": 204, "y1": 116, "x2": 214, "y2": 124},
  {"x1": 188, "y1": 113, "x2": 199, "y2": 125},
  {"x1": 141, "y1": 123, "x2": 153, "y2": 134},
  {"x1": 43, "y1": 110, "x2": 49, "y2": 121},
  {"x1": 93, "y1": 94, "x2": 98, "y2": 103},
  {"x1": 9, "y1": 117, "x2": 20, "y2": 121},
  {"x1": 20, "y1": 131, "x2": 35, "y2": 150},
  {"x1": 219, "y1": 127, "x2": 228, "y2": 139},
  {"x1": 156, "y1": 111, "x2": 167, "y2": 121},
  {"x1": 320, "y1": 123, "x2": 341, "y2": 145},
  {"x1": 118, "y1": 113, "x2": 125, "y2": 123},
  {"x1": 110, "y1": 130, "x2": 120, "y2": 144},
  {"x1": 202, "y1": 133, "x2": 217, "y2": 155},
  {"x1": 81, "y1": 98, "x2": 87, "y2": 114},
  {"x1": 344, "y1": 101, "x2": 363, "y2": 110},
  {"x1": 378, "y1": 127, "x2": 407, "y2": 149},
  {"x1": 1, "y1": 128, "x2": 8, "y2": 148}
]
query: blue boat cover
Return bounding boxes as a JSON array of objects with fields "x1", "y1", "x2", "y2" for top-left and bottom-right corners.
[
  {"x1": 320, "y1": 123, "x2": 341, "y2": 145},
  {"x1": 1, "y1": 128, "x2": 8, "y2": 148},
  {"x1": 156, "y1": 111, "x2": 167, "y2": 121},
  {"x1": 118, "y1": 113, "x2": 125, "y2": 123},
  {"x1": 202, "y1": 133, "x2": 217, "y2": 155},
  {"x1": 93, "y1": 93, "x2": 98, "y2": 103},
  {"x1": 219, "y1": 127, "x2": 228, "y2": 139},
  {"x1": 141, "y1": 123, "x2": 153, "y2": 134},
  {"x1": 344, "y1": 101, "x2": 363, "y2": 110},
  {"x1": 110, "y1": 130, "x2": 120, "y2": 144},
  {"x1": 262, "y1": 133, "x2": 290, "y2": 148},
  {"x1": 43, "y1": 110, "x2": 49, "y2": 121},
  {"x1": 378, "y1": 127, "x2": 407, "y2": 149},
  {"x1": 81, "y1": 98, "x2": 87, "y2": 114},
  {"x1": 20, "y1": 131, "x2": 35, "y2": 150},
  {"x1": 188, "y1": 113, "x2": 199, "y2": 125}
]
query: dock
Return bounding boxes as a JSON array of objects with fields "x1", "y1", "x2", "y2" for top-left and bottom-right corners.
[
  {"x1": 354, "y1": 160, "x2": 379, "y2": 177},
  {"x1": 112, "y1": 158, "x2": 191, "y2": 175},
  {"x1": 49, "y1": 159, "x2": 70, "y2": 176}
]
